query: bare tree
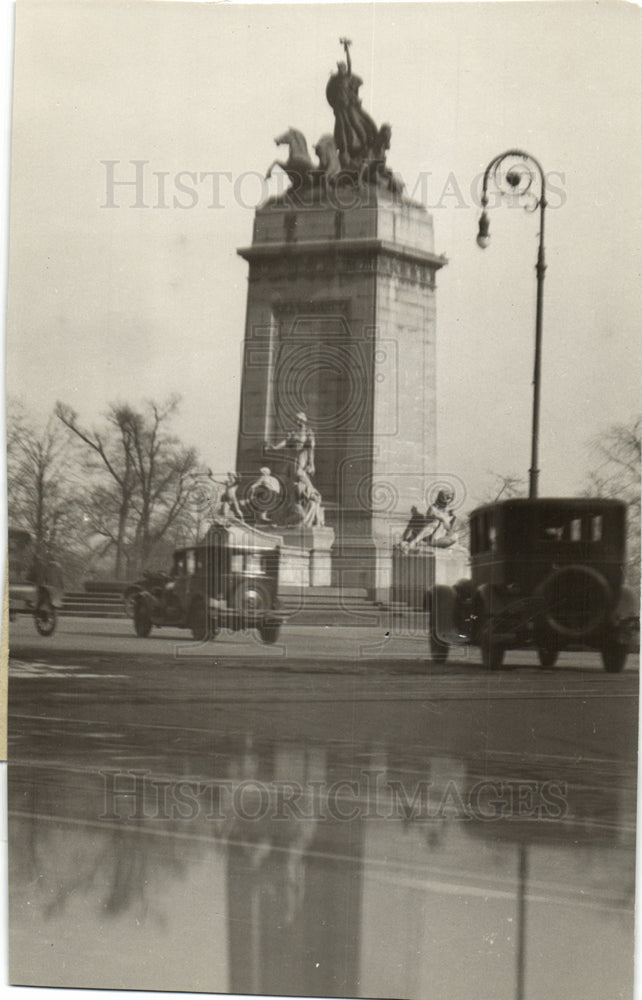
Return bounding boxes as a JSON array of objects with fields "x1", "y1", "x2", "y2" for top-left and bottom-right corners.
[
  {"x1": 480, "y1": 471, "x2": 527, "y2": 504},
  {"x1": 585, "y1": 417, "x2": 641, "y2": 588},
  {"x1": 56, "y1": 401, "x2": 139, "y2": 577},
  {"x1": 56, "y1": 397, "x2": 204, "y2": 577},
  {"x1": 7, "y1": 399, "x2": 80, "y2": 563}
]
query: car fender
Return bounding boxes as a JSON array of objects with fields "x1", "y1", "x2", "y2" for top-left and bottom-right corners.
[
  {"x1": 430, "y1": 584, "x2": 464, "y2": 645},
  {"x1": 40, "y1": 584, "x2": 64, "y2": 610},
  {"x1": 135, "y1": 590, "x2": 157, "y2": 615},
  {"x1": 474, "y1": 582, "x2": 508, "y2": 616},
  {"x1": 612, "y1": 585, "x2": 640, "y2": 624},
  {"x1": 453, "y1": 578, "x2": 475, "y2": 603}
]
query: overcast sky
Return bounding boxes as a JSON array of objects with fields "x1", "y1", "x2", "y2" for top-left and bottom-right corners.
[{"x1": 6, "y1": 0, "x2": 641, "y2": 510}]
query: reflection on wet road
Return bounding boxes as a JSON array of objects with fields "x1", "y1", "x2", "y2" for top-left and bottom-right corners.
[{"x1": 8, "y1": 651, "x2": 637, "y2": 999}]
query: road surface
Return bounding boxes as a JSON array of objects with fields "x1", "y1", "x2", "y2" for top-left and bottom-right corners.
[{"x1": 7, "y1": 615, "x2": 638, "y2": 999}]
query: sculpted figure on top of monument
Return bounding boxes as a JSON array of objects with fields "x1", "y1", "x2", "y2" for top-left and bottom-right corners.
[
  {"x1": 264, "y1": 41, "x2": 403, "y2": 201},
  {"x1": 358, "y1": 123, "x2": 405, "y2": 195},
  {"x1": 265, "y1": 128, "x2": 315, "y2": 192},
  {"x1": 265, "y1": 128, "x2": 343, "y2": 194},
  {"x1": 313, "y1": 134, "x2": 342, "y2": 186},
  {"x1": 326, "y1": 38, "x2": 379, "y2": 170}
]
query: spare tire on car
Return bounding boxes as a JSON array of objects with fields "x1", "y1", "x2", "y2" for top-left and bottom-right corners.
[{"x1": 536, "y1": 565, "x2": 610, "y2": 639}]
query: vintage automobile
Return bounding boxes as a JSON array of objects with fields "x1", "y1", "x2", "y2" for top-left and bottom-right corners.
[
  {"x1": 123, "y1": 568, "x2": 171, "y2": 617},
  {"x1": 132, "y1": 520, "x2": 285, "y2": 644},
  {"x1": 8, "y1": 527, "x2": 64, "y2": 636},
  {"x1": 428, "y1": 498, "x2": 639, "y2": 672}
]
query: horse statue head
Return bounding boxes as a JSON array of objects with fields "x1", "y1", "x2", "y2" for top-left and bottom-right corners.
[
  {"x1": 266, "y1": 128, "x2": 314, "y2": 187},
  {"x1": 313, "y1": 134, "x2": 341, "y2": 184}
]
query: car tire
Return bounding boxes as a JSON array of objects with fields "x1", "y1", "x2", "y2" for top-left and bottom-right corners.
[
  {"x1": 133, "y1": 600, "x2": 152, "y2": 638},
  {"x1": 480, "y1": 621, "x2": 505, "y2": 670},
  {"x1": 537, "y1": 566, "x2": 609, "y2": 639},
  {"x1": 602, "y1": 635, "x2": 628, "y2": 673},
  {"x1": 34, "y1": 596, "x2": 56, "y2": 637},
  {"x1": 429, "y1": 633, "x2": 449, "y2": 663},
  {"x1": 537, "y1": 646, "x2": 559, "y2": 668},
  {"x1": 429, "y1": 584, "x2": 459, "y2": 660},
  {"x1": 189, "y1": 598, "x2": 209, "y2": 641},
  {"x1": 123, "y1": 588, "x2": 139, "y2": 618},
  {"x1": 258, "y1": 621, "x2": 281, "y2": 645}
]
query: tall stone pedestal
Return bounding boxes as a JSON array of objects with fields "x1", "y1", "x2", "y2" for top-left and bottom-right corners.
[
  {"x1": 252, "y1": 524, "x2": 335, "y2": 590},
  {"x1": 236, "y1": 187, "x2": 446, "y2": 600},
  {"x1": 392, "y1": 545, "x2": 470, "y2": 610}
]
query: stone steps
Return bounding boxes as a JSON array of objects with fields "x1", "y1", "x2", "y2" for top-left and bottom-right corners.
[
  {"x1": 62, "y1": 592, "x2": 125, "y2": 618},
  {"x1": 59, "y1": 587, "x2": 397, "y2": 627}
]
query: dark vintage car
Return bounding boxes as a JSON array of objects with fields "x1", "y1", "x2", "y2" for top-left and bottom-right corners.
[
  {"x1": 428, "y1": 498, "x2": 639, "y2": 671},
  {"x1": 132, "y1": 521, "x2": 285, "y2": 644},
  {"x1": 8, "y1": 527, "x2": 64, "y2": 636},
  {"x1": 123, "y1": 569, "x2": 171, "y2": 617}
]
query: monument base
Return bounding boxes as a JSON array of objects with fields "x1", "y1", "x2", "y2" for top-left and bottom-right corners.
[
  {"x1": 392, "y1": 545, "x2": 469, "y2": 609},
  {"x1": 279, "y1": 526, "x2": 335, "y2": 587},
  {"x1": 256, "y1": 525, "x2": 336, "y2": 590}
]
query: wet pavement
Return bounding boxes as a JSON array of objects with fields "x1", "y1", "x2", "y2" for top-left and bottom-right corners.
[{"x1": 7, "y1": 620, "x2": 638, "y2": 999}]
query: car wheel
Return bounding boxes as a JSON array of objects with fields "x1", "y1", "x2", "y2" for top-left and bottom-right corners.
[
  {"x1": 429, "y1": 633, "x2": 449, "y2": 663},
  {"x1": 34, "y1": 597, "x2": 56, "y2": 636},
  {"x1": 258, "y1": 621, "x2": 281, "y2": 645},
  {"x1": 538, "y1": 566, "x2": 609, "y2": 639},
  {"x1": 602, "y1": 635, "x2": 628, "y2": 673},
  {"x1": 537, "y1": 646, "x2": 559, "y2": 668},
  {"x1": 428, "y1": 584, "x2": 458, "y2": 662},
  {"x1": 233, "y1": 581, "x2": 271, "y2": 615},
  {"x1": 189, "y1": 598, "x2": 209, "y2": 641},
  {"x1": 480, "y1": 621, "x2": 505, "y2": 670},
  {"x1": 123, "y1": 588, "x2": 138, "y2": 618},
  {"x1": 133, "y1": 600, "x2": 152, "y2": 638}
]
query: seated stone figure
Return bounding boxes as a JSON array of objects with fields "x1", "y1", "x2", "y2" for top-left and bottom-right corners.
[
  {"x1": 293, "y1": 470, "x2": 325, "y2": 528},
  {"x1": 401, "y1": 505, "x2": 426, "y2": 545},
  {"x1": 400, "y1": 491, "x2": 458, "y2": 552},
  {"x1": 247, "y1": 467, "x2": 283, "y2": 523}
]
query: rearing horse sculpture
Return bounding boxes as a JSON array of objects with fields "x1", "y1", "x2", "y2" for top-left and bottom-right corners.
[
  {"x1": 313, "y1": 134, "x2": 341, "y2": 186},
  {"x1": 265, "y1": 128, "x2": 314, "y2": 190}
]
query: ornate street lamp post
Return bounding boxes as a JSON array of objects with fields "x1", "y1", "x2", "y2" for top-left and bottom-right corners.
[{"x1": 476, "y1": 150, "x2": 547, "y2": 499}]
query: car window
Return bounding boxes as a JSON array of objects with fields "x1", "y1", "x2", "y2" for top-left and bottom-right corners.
[
  {"x1": 540, "y1": 511, "x2": 605, "y2": 543},
  {"x1": 471, "y1": 512, "x2": 495, "y2": 554}
]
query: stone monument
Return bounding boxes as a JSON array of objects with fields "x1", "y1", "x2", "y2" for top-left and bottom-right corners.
[{"x1": 236, "y1": 40, "x2": 446, "y2": 600}]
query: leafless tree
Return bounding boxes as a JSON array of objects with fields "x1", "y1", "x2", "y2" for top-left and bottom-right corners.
[
  {"x1": 56, "y1": 401, "x2": 139, "y2": 577},
  {"x1": 56, "y1": 397, "x2": 204, "y2": 578},
  {"x1": 7, "y1": 399, "x2": 81, "y2": 564},
  {"x1": 484, "y1": 471, "x2": 527, "y2": 503},
  {"x1": 585, "y1": 417, "x2": 641, "y2": 588}
]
